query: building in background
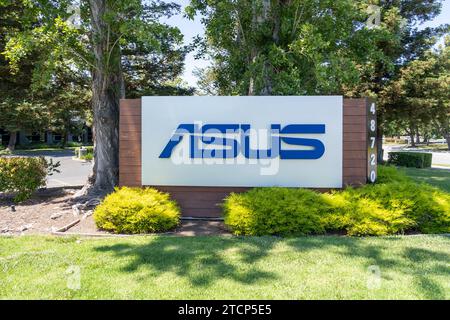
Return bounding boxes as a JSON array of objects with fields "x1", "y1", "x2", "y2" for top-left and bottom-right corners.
[{"x1": 0, "y1": 126, "x2": 93, "y2": 147}]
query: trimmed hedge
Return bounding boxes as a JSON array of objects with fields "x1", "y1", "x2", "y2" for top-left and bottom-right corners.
[
  {"x1": 223, "y1": 166, "x2": 450, "y2": 236},
  {"x1": 388, "y1": 152, "x2": 432, "y2": 168},
  {"x1": 0, "y1": 157, "x2": 59, "y2": 202},
  {"x1": 94, "y1": 187, "x2": 181, "y2": 234}
]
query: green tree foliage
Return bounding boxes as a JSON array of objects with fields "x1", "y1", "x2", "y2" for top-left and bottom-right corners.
[
  {"x1": 122, "y1": 31, "x2": 194, "y2": 97},
  {"x1": 36, "y1": 64, "x2": 92, "y2": 147},
  {"x1": 188, "y1": 0, "x2": 448, "y2": 159},
  {"x1": 382, "y1": 37, "x2": 450, "y2": 149},
  {"x1": 347, "y1": 0, "x2": 448, "y2": 154},
  {"x1": 0, "y1": 1, "x2": 46, "y2": 150},
  {"x1": 0, "y1": 100, "x2": 48, "y2": 150},
  {"x1": 187, "y1": 0, "x2": 393, "y2": 96},
  {"x1": 3, "y1": 0, "x2": 189, "y2": 195},
  {"x1": 0, "y1": 0, "x2": 92, "y2": 150}
]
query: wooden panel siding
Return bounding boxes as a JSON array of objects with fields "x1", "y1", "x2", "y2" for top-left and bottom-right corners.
[
  {"x1": 119, "y1": 99, "x2": 142, "y2": 187},
  {"x1": 343, "y1": 99, "x2": 368, "y2": 186},
  {"x1": 119, "y1": 98, "x2": 370, "y2": 217}
]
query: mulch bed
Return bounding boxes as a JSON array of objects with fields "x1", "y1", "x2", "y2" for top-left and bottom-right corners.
[
  {"x1": 68, "y1": 216, "x2": 230, "y2": 237},
  {"x1": 0, "y1": 189, "x2": 80, "y2": 235},
  {"x1": 0, "y1": 189, "x2": 230, "y2": 237}
]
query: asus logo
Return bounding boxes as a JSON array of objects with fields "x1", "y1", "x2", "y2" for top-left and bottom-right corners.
[{"x1": 160, "y1": 124, "x2": 326, "y2": 160}]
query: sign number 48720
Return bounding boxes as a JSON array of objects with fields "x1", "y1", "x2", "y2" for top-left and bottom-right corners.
[{"x1": 368, "y1": 102, "x2": 377, "y2": 183}]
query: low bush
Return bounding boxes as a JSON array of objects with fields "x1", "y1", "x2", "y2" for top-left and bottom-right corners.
[
  {"x1": 82, "y1": 153, "x2": 93, "y2": 161},
  {"x1": 376, "y1": 165, "x2": 412, "y2": 184},
  {"x1": 74, "y1": 146, "x2": 94, "y2": 160},
  {"x1": 66, "y1": 142, "x2": 89, "y2": 148},
  {"x1": 388, "y1": 152, "x2": 432, "y2": 168},
  {"x1": 223, "y1": 188, "x2": 328, "y2": 236},
  {"x1": 15, "y1": 143, "x2": 63, "y2": 150},
  {"x1": 223, "y1": 166, "x2": 450, "y2": 236},
  {"x1": 323, "y1": 182, "x2": 449, "y2": 236},
  {"x1": 94, "y1": 187, "x2": 181, "y2": 234},
  {"x1": 0, "y1": 157, "x2": 60, "y2": 202}
]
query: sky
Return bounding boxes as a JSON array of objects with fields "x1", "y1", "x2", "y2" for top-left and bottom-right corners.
[{"x1": 163, "y1": 0, "x2": 450, "y2": 88}]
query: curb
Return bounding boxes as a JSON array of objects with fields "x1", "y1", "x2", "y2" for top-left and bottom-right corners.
[{"x1": 71, "y1": 157, "x2": 93, "y2": 163}]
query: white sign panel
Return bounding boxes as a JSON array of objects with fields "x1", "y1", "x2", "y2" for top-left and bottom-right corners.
[{"x1": 142, "y1": 96, "x2": 343, "y2": 188}]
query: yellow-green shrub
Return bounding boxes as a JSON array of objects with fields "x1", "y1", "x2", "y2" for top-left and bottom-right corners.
[
  {"x1": 376, "y1": 165, "x2": 411, "y2": 184},
  {"x1": 321, "y1": 190, "x2": 415, "y2": 236},
  {"x1": 94, "y1": 187, "x2": 180, "y2": 234},
  {"x1": 223, "y1": 167, "x2": 450, "y2": 236},
  {"x1": 354, "y1": 182, "x2": 450, "y2": 234},
  {"x1": 0, "y1": 157, "x2": 53, "y2": 202},
  {"x1": 223, "y1": 188, "x2": 329, "y2": 236}
]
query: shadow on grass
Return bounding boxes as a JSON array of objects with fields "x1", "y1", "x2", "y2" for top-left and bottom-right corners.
[
  {"x1": 286, "y1": 236, "x2": 450, "y2": 299},
  {"x1": 95, "y1": 235, "x2": 449, "y2": 298},
  {"x1": 95, "y1": 236, "x2": 279, "y2": 287},
  {"x1": 403, "y1": 247, "x2": 450, "y2": 299}
]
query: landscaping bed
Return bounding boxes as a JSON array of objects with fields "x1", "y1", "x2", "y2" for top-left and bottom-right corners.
[
  {"x1": 1, "y1": 165, "x2": 448, "y2": 237},
  {"x1": 68, "y1": 216, "x2": 229, "y2": 237},
  {"x1": 0, "y1": 188, "x2": 229, "y2": 237},
  {"x1": 0, "y1": 189, "x2": 80, "y2": 235}
]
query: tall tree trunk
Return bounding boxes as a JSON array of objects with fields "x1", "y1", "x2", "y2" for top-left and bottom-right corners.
[
  {"x1": 61, "y1": 130, "x2": 67, "y2": 148},
  {"x1": 415, "y1": 131, "x2": 420, "y2": 145},
  {"x1": 248, "y1": 0, "x2": 274, "y2": 96},
  {"x1": 445, "y1": 134, "x2": 450, "y2": 151},
  {"x1": 409, "y1": 133, "x2": 416, "y2": 147},
  {"x1": 376, "y1": 125, "x2": 383, "y2": 163},
  {"x1": 6, "y1": 131, "x2": 17, "y2": 152},
  {"x1": 77, "y1": 0, "x2": 123, "y2": 198},
  {"x1": 424, "y1": 135, "x2": 429, "y2": 146},
  {"x1": 248, "y1": 1, "x2": 261, "y2": 96}
]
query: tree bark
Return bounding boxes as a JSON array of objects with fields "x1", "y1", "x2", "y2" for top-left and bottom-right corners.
[
  {"x1": 409, "y1": 133, "x2": 416, "y2": 147},
  {"x1": 248, "y1": 1, "x2": 261, "y2": 96},
  {"x1": 61, "y1": 130, "x2": 67, "y2": 148},
  {"x1": 76, "y1": 0, "x2": 123, "y2": 198},
  {"x1": 6, "y1": 131, "x2": 17, "y2": 151},
  {"x1": 415, "y1": 131, "x2": 420, "y2": 145},
  {"x1": 445, "y1": 134, "x2": 450, "y2": 151},
  {"x1": 248, "y1": 0, "x2": 274, "y2": 96},
  {"x1": 376, "y1": 125, "x2": 383, "y2": 163}
]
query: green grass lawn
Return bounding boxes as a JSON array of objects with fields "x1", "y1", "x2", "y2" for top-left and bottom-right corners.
[
  {"x1": 400, "y1": 167, "x2": 450, "y2": 192},
  {"x1": 0, "y1": 235, "x2": 448, "y2": 299}
]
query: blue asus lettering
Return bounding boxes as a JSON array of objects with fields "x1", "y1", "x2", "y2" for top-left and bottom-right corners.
[{"x1": 159, "y1": 124, "x2": 326, "y2": 160}]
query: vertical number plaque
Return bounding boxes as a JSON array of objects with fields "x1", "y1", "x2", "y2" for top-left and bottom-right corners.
[{"x1": 367, "y1": 101, "x2": 377, "y2": 183}]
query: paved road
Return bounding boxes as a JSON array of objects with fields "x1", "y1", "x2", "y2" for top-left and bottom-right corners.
[
  {"x1": 14, "y1": 150, "x2": 92, "y2": 188},
  {"x1": 383, "y1": 145, "x2": 450, "y2": 168}
]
